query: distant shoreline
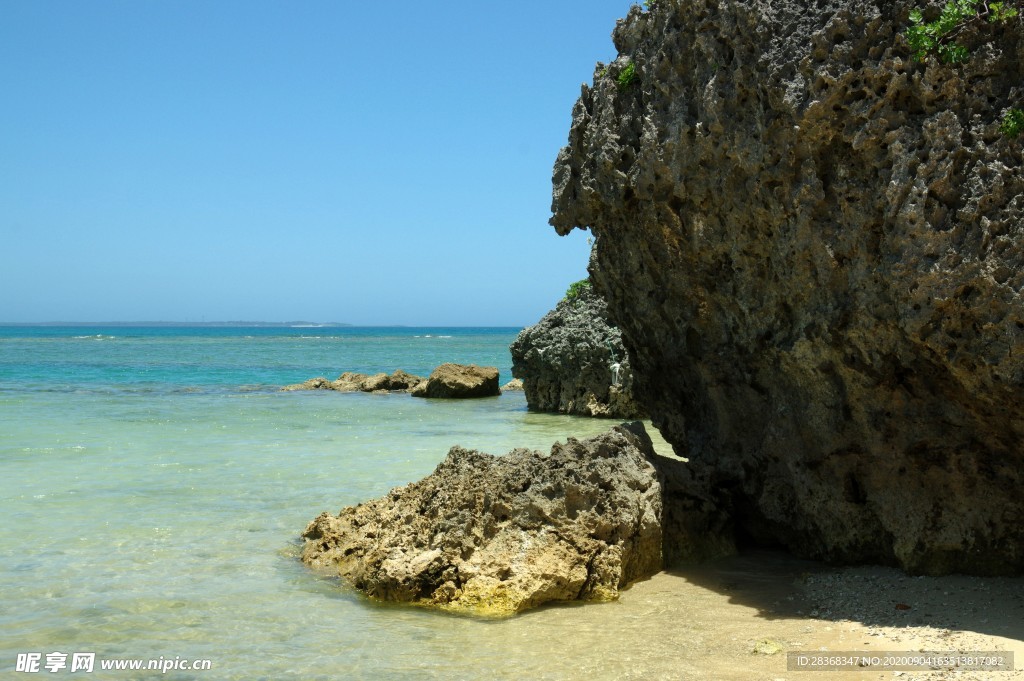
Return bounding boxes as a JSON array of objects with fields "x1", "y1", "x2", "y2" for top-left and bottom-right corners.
[
  {"x1": 0, "y1": 322, "x2": 525, "y2": 329},
  {"x1": 0, "y1": 321, "x2": 354, "y2": 328}
]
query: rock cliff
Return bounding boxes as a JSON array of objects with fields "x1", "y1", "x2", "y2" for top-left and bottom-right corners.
[
  {"x1": 551, "y1": 0, "x2": 1024, "y2": 574},
  {"x1": 510, "y1": 284, "x2": 644, "y2": 418}
]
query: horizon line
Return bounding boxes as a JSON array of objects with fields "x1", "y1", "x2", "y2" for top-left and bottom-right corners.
[{"x1": 0, "y1": 321, "x2": 525, "y2": 328}]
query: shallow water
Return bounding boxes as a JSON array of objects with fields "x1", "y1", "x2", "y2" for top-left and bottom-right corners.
[{"x1": 0, "y1": 327, "x2": 674, "y2": 679}]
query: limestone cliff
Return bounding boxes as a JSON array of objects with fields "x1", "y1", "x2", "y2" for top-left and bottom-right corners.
[
  {"x1": 510, "y1": 284, "x2": 643, "y2": 418},
  {"x1": 551, "y1": 0, "x2": 1024, "y2": 574}
]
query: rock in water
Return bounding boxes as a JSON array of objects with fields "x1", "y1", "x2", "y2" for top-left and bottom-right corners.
[
  {"x1": 510, "y1": 284, "x2": 644, "y2": 418},
  {"x1": 281, "y1": 370, "x2": 423, "y2": 393},
  {"x1": 410, "y1": 363, "x2": 500, "y2": 398},
  {"x1": 550, "y1": 2, "x2": 1024, "y2": 574},
  {"x1": 500, "y1": 378, "x2": 524, "y2": 391},
  {"x1": 281, "y1": 377, "x2": 334, "y2": 391},
  {"x1": 301, "y1": 425, "x2": 664, "y2": 616}
]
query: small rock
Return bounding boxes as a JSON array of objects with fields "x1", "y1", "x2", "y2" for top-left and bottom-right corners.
[
  {"x1": 752, "y1": 638, "x2": 784, "y2": 655},
  {"x1": 281, "y1": 377, "x2": 334, "y2": 391}
]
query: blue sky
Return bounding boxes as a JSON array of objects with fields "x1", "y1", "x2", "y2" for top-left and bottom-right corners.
[{"x1": 0, "y1": 1, "x2": 632, "y2": 326}]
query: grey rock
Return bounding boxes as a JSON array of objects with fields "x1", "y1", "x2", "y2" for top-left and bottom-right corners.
[
  {"x1": 301, "y1": 424, "x2": 669, "y2": 615},
  {"x1": 510, "y1": 285, "x2": 644, "y2": 418},
  {"x1": 410, "y1": 363, "x2": 500, "y2": 399},
  {"x1": 550, "y1": 1, "x2": 1024, "y2": 574}
]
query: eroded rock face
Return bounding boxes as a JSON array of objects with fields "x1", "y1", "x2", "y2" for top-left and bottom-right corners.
[
  {"x1": 301, "y1": 424, "x2": 665, "y2": 615},
  {"x1": 551, "y1": 1, "x2": 1024, "y2": 574},
  {"x1": 510, "y1": 285, "x2": 644, "y2": 418},
  {"x1": 410, "y1": 363, "x2": 500, "y2": 399}
]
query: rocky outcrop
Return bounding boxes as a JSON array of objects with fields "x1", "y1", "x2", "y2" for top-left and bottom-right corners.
[
  {"x1": 551, "y1": 1, "x2": 1024, "y2": 574},
  {"x1": 301, "y1": 424, "x2": 669, "y2": 615},
  {"x1": 410, "y1": 363, "x2": 500, "y2": 399},
  {"x1": 501, "y1": 378, "x2": 524, "y2": 391},
  {"x1": 282, "y1": 370, "x2": 423, "y2": 393},
  {"x1": 510, "y1": 285, "x2": 644, "y2": 418}
]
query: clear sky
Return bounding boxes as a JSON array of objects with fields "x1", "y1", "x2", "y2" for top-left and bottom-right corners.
[{"x1": 0, "y1": 1, "x2": 632, "y2": 326}]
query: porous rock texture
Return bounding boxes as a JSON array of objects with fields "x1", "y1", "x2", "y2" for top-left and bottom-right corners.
[
  {"x1": 301, "y1": 424, "x2": 667, "y2": 615},
  {"x1": 551, "y1": 0, "x2": 1024, "y2": 574},
  {"x1": 410, "y1": 363, "x2": 500, "y2": 398},
  {"x1": 510, "y1": 285, "x2": 644, "y2": 418}
]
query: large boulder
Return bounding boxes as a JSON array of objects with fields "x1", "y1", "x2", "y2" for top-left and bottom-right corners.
[
  {"x1": 550, "y1": 1, "x2": 1024, "y2": 574},
  {"x1": 301, "y1": 424, "x2": 667, "y2": 616},
  {"x1": 410, "y1": 363, "x2": 500, "y2": 398},
  {"x1": 511, "y1": 283, "x2": 643, "y2": 418}
]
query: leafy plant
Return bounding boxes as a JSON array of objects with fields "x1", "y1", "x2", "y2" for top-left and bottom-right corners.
[
  {"x1": 643, "y1": 0, "x2": 659, "y2": 9},
  {"x1": 905, "y1": 0, "x2": 978, "y2": 62},
  {"x1": 564, "y1": 279, "x2": 591, "y2": 301},
  {"x1": 988, "y1": 1, "x2": 1019, "y2": 21},
  {"x1": 617, "y1": 61, "x2": 637, "y2": 89},
  {"x1": 1000, "y1": 108, "x2": 1024, "y2": 138},
  {"x1": 905, "y1": 0, "x2": 1020, "y2": 63}
]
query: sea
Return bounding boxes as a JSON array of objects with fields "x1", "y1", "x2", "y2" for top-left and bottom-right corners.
[{"x1": 0, "y1": 326, "x2": 677, "y2": 680}]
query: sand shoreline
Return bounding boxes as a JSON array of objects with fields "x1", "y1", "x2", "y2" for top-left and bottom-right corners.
[{"x1": 598, "y1": 550, "x2": 1024, "y2": 680}]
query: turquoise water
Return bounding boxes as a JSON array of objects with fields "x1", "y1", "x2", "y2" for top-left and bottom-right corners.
[{"x1": 0, "y1": 327, "x2": 652, "y2": 680}]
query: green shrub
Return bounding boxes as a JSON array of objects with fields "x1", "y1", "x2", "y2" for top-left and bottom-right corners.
[
  {"x1": 905, "y1": 1, "x2": 1020, "y2": 64},
  {"x1": 564, "y1": 279, "x2": 591, "y2": 301},
  {"x1": 617, "y1": 61, "x2": 637, "y2": 89},
  {"x1": 905, "y1": 0, "x2": 977, "y2": 62},
  {"x1": 988, "y1": 1, "x2": 1019, "y2": 21},
  {"x1": 1001, "y1": 108, "x2": 1024, "y2": 138}
]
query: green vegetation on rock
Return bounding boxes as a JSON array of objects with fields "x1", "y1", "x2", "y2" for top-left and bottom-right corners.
[
  {"x1": 564, "y1": 279, "x2": 592, "y2": 301},
  {"x1": 617, "y1": 61, "x2": 637, "y2": 89},
  {"x1": 1001, "y1": 108, "x2": 1024, "y2": 137},
  {"x1": 905, "y1": 0, "x2": 1020, "y2": 64}
]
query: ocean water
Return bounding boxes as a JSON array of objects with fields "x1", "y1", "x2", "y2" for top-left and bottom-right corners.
[{"x1": 0, "y1": 326, "x2": 671, "y2": 680}]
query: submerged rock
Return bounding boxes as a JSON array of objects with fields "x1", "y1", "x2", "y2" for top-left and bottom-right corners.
[
  {"x1": 511, "y1": 284, "x2": 643, "y2": 418},
  {"x1": 301, "y1": 424, "x2": 667, "y2": 616},
  {"x1": 410, "y1": 363, "x2": 500, "y2": 399},
  {"x1": 550, "y1": 1, "x2": 1024, "y2": 574}
]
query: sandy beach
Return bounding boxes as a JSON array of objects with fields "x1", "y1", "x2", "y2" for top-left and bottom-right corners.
[{"x1": 569, "y1": 551, "x2": 1024, "y2": 680}]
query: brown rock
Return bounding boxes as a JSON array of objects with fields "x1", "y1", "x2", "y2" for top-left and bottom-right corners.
[
  {"x1": 410, "y1": 363, "x2": 500, "y2": 399},
  {"x1": 280, "y1": 377, "x2": 334, "y2": 391},
  {"x1": 283, "y1": 369, "x2": 424, "y2": 393},
  {"x1": 330, "y1": 371, "x2": 368, "y2": 392},
  {"x1": 301, "y1": 424, "x2": 666, "y2": 616}
]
